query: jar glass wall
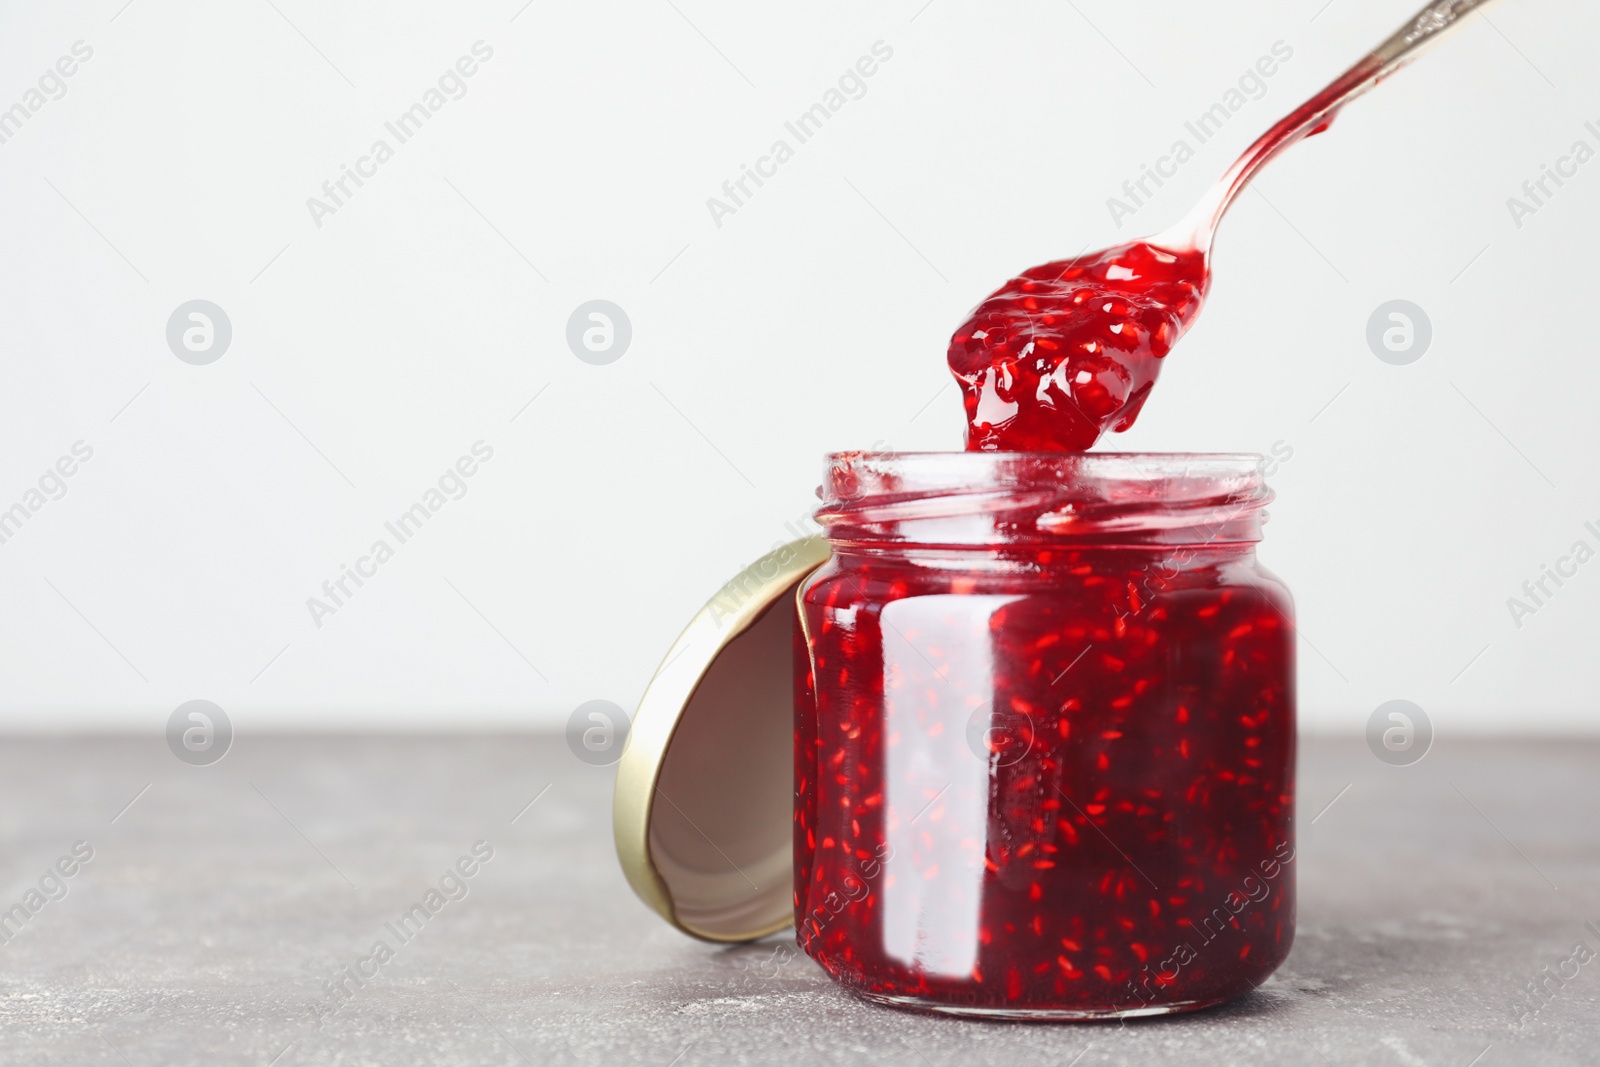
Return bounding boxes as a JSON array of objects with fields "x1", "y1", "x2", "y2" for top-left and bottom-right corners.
[{"x1": 794, "y1": 452, "x2": 1296, "y2": 1019}]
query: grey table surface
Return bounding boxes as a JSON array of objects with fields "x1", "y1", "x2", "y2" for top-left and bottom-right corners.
[{"x1": 0, "y1": 735, "x2": 1596, "y2": 1067}]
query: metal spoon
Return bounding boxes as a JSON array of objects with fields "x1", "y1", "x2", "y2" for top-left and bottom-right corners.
[{"x1": 1158, "y1": 0, "x2": 1505, "y2": 255}]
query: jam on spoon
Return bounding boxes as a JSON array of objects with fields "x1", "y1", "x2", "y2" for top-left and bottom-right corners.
[{"x1": 948, "y1": 0, "x2": 1502, "y2": 453}]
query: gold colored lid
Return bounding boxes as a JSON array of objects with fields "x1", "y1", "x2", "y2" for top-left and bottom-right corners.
[{"x1": 613, "y1": 536, "x2": 829, "y2": 943}]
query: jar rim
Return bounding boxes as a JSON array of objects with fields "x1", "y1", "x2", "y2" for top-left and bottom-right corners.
[
  {"x1": 816, "y1": 451, "x2": 1273, "y2": 548},
  {"x1": 825, "y1": 449, "x2": 1264, "y2": 465}
]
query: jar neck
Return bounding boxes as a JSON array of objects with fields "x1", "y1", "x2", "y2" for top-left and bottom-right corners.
[
  {"x1": 817, "y1": 452, "x2": 1272, "y2": 552},
  {"x1": 828, "y1": 543, "x2": 1258, "y2": 579}
]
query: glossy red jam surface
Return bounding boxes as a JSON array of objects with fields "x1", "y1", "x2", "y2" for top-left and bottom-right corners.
[
  {"x1": 941, "y1": 42, "x2": 1376, "y2": 454},
  {"x1": 794, "y1": 457, "x2": 1295, "y2": 1017},
  {"x1": 948, "y1": 243, "x2": 1208, "y2": 452}
]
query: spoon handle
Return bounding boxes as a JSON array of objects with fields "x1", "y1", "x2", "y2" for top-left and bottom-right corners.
[
  {"x1": 1372, "y1": 0, "x2": 1503, "y2": 65},
  {"x1": 1162, "y1": 0, "x2": 1504, "y2": 252}
]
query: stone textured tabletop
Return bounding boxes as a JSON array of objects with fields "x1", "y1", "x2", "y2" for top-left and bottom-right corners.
[{"x1": 1, "y1": 735, "x2": 1596, "y2": 1066}]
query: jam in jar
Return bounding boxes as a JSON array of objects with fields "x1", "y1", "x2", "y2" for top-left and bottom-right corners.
[{"x1": 794, "y1": 452, "x2": 1296, "y2": 1018}]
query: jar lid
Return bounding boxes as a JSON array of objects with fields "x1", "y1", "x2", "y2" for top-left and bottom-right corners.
[{"x1": 612, "y1": 536, "x2": 829, "y2": 942}]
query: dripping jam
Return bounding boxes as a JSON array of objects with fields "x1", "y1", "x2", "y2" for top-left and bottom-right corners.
[{"x1": 947, "y1": 243, "x2": 1209, "y2": 453}]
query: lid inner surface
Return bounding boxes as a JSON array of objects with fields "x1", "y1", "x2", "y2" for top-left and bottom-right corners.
[{"x1": 648, "y1": 597, "x2": 794, "y2": 940}]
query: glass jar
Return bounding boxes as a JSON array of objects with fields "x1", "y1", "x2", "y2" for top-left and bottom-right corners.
[{"x1": 794, "y1": 452, "x2": 1296, "y2": 1019}]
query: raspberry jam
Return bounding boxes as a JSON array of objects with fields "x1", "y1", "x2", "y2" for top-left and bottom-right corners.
[
  {"x1": 795, "y1": 453, "x2": 1295, "y2": 1018},
  {"x1": 947, "y1": 244, "x2": 1208, "y2": 452}
]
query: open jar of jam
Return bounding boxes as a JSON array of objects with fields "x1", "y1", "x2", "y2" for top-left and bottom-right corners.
[
  {"x1": 615, "y1": 451, "x2": 1295, "y2": 1020},
  {"x1": 794, "y1": 451, "x2": 1295, "y2": 1017}
]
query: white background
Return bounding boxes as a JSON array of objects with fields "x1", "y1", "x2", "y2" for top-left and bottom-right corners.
[{"x1": 0, "y1": 0, "x2": 1594, "y2": 734}]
